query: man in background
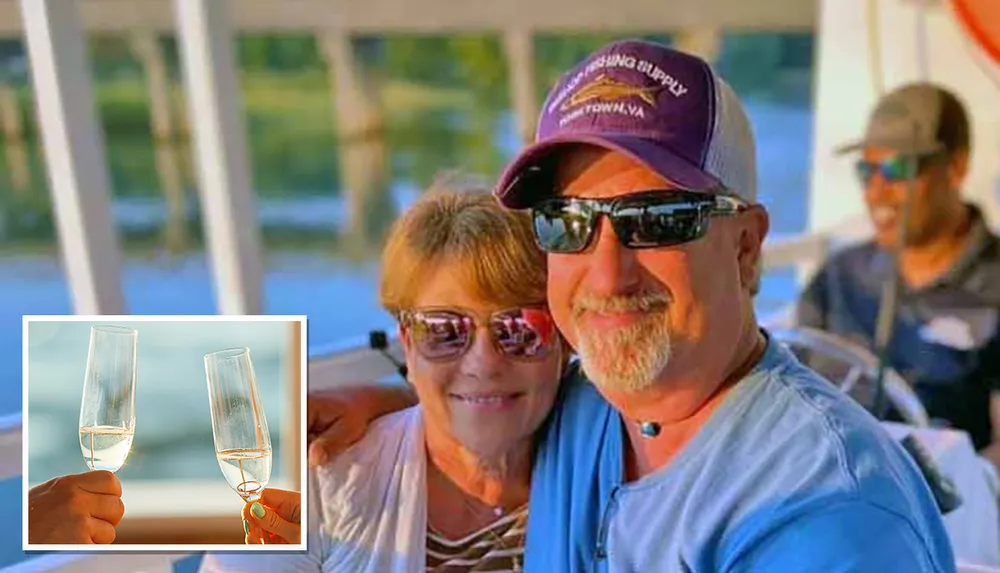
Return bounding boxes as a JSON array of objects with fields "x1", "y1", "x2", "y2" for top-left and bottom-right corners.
[{"x1": 796, "y1": 83, "x2": 1000, "y2": 464}]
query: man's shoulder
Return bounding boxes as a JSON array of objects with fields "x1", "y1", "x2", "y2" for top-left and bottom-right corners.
[
  {"x1": 814, "y1": 240, "x2": 881, "y2": 280},
  {"x1": 966, "y1": 226, "x2": 1000, "y2": 300},
  {"x1": 744, "y1": 348, "x2": 936, "y2": 506},
  {"x1": 602, "y1": 352, "x2": 954, "y2": 572},
  {"x1": 713, "y1": 357, "x2": 953, "y2": 569},
  {"x1": 797, "y1": 241, "x2": 881, "y2": 320},
  {"x1": 720, "y1": 491, "x2": 954, "y2": 572},
  {"x1": 759, "y1": 349, "x2": 901, "y2": 454}
]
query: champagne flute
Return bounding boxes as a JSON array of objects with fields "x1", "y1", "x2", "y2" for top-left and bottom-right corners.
[
  {"x1": 79, "y1": 325, "x2": 138, "y2": 473},
  {"x1": 205, "y1": 347, "x2": 272, "y2": 502}
]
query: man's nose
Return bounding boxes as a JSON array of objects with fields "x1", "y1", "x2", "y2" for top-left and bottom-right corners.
[
  {"x1": 865, "y1": 171, "x2": 895, "y2": 203},
  {"x1": 580, "y1": 217, "x2": 643, "y2": 297}
]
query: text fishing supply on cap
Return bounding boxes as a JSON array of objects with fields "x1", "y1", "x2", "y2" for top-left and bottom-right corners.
[{"x1": 494, "y1": 39, "x2": 757, "y2": 209}]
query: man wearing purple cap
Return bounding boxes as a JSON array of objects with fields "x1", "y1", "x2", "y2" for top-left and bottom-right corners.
[
  {"x1": 308, "y1": 40, "x2": 956, "y2": 571},
  {"x1": 492, "y1": 39, "x2": 954, "y2": 572}
]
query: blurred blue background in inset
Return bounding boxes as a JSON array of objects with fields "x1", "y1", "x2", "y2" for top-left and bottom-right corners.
[{"x1": 26, "y1": 319, "x2": 291, "y2": 485}]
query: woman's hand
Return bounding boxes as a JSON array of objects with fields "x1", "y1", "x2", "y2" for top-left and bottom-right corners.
[{"x1": 243, "y1": 488, "x2": 300, "y2": 544}]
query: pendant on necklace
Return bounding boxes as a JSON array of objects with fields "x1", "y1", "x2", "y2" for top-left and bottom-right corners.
[
  {"x1": 639, "y1": 420, "x2": 662, "y2": 438},
  {"x1": 493, "y1": 506, "x2": 503, "y2": 517}
]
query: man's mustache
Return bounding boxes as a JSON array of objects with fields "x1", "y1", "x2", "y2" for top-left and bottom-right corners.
[{"x1": 572, "y1": 291, "x2": 671, "y2": 316}]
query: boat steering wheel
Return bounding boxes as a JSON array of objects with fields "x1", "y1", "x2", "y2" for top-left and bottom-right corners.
[{"x1": 769, "y1": 326, "x2": 931, "y2": 428}]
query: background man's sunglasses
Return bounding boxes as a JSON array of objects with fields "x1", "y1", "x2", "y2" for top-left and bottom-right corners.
[
  {"x1": 531, "y1": 189, "x2": 747, "y2": 254},
  {"x1": 398, "y1": 306, "x2": 556, "y2": 361},
  {"x1": 855, "y1": 151, "x2": 945, "y2": 184}
]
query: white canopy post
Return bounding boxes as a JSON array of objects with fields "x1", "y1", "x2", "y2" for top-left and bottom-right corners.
[
  {"x1": 174, "y1": 0, "x2": 264, "y2": 315},
  {"x1": 19, "y1": 0, "x2": 126, "y2": 315}
]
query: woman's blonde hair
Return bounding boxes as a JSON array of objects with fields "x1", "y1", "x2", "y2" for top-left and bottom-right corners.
[{"x1": 380, "y1": 172, "x2": 547, "y2": 315}]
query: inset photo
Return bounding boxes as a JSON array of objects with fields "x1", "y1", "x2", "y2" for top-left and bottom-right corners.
[{"x1": 22, "y1": 316, "x2": 307, "y2": 553}]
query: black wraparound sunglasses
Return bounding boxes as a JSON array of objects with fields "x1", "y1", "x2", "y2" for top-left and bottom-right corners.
[
  {"x1": 531, "y1": 189, "x2": 749, "y2": 254},
  {"x1": 854, "y1": 151, "x2": 945, "y2": 185}
]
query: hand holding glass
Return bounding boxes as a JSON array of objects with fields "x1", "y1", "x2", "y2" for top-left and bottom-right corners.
[
  {"x1": 79, "y1": 325, "x2": 138, "y2": 473},
  {"x1": 205, "y1": 347, "x2": 272, "y2": 502}
]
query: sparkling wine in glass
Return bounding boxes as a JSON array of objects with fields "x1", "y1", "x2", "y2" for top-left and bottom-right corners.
[
  {"x1": 79, "y1": 325, "x2": 138, "y2": 473},
  {"x1": 205, "y1": 347, "x2": 272, "y2": 502}
]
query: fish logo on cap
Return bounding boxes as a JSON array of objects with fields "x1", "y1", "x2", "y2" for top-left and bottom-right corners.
[{"x1": 559, "y1": 74, "x2": 661, "y2": 112}]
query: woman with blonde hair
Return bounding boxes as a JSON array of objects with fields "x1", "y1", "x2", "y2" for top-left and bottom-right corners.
[{"x1": 202, "y1": 176, "x2": 567, "y2": 572}]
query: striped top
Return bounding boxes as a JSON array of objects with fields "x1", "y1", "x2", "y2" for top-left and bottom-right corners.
[{"x1": 426, "y1": 504, "x2": 528, "y2": 572}]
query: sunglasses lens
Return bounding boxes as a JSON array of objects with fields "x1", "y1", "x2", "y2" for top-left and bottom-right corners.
[
  {"x1": 533, "y1": 201, "x2": 594, "y2": 253},
  {"x1": 408, "y1": 311, "x2": 472, "y2": 360},
  {"x1": 856, "y1": 161, "x2": 876, "y2": 183},
  {"x1": 856, "y1": 157, "x2": 919, "y2": 183},
  {"x1": 490, "y1": 308, "x2": 556, "y2": 359},
  {"x1": 882, "y1": 156, "x2": 918, "y2": 181},
  {"x1": 614, "y1": 201, "x2": 706, "y2": 248}
]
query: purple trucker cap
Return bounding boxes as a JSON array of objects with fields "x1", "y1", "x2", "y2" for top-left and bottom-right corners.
[{"x1": 494, "y1": 39, "x2": 757, "y2": 209}]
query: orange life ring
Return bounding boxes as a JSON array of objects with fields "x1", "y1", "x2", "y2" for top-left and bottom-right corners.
[{"x1": 951, "y1": 0, "x2": 1000, "y2": 66}]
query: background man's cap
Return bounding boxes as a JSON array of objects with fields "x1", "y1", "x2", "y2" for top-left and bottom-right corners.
[
  {"x1": 494, "y1": 39, "x2": 757, "y2": 209},
  {"x1": 835, "y1": 83, "x2": 961, "y2": 156}
]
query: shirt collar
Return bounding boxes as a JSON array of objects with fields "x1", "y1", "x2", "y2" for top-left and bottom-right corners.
[{"x1": 869, "y1": 203, "x2": 997, "y2": 292}]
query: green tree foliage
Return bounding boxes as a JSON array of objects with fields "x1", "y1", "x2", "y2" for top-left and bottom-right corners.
[{"x1": 238, "y1": 35, "x2": 325, "y2": 72}]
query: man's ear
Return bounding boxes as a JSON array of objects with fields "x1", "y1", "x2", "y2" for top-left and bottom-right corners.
[
  {"x1": 738, "y1": 205, "x2": 769, "y2": 295},
  {"x1": 946, "y1": 148, "x2": 970, "y2": 190}
]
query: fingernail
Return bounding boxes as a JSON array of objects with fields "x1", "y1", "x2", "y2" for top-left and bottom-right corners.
[
  {"x1": 251, "y1": 502, "x2": 265, "y2": 518},
  {"x1": 243, "y1": 519, "x2": 249, "y2": 534}
]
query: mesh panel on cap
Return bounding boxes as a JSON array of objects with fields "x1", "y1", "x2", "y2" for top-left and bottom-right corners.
[{"x1": 704, "y1": 76, "x2": 757, "y2": 203}]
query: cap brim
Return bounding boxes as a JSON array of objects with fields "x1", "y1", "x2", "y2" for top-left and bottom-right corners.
[
  {"x1": 833, "y1": 140, "x2": 865, "y2": 156},
  {"x1": 494, "y1": 133, "x2": 722, "y2": 209},
  {"x1": 833, "y1": 138, "x2": 944, "y2": 156}
]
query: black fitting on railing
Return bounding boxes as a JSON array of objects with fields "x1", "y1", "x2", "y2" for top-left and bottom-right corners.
[{"x1": 368, "y1": 330, "x2": 408, "y2": 381}]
